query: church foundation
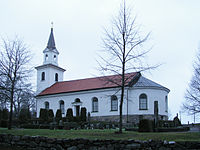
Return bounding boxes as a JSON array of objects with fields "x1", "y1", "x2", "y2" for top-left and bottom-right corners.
[{"x1": 90, "y1": 114, "x2": 168, "y2": 124}]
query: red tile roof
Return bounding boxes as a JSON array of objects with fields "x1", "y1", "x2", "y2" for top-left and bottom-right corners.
[{"x1": 38, "y1": 72, "x2": 139, "y2": 96}]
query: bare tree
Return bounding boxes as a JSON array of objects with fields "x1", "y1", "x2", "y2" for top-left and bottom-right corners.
[
  {"x1": 184, "y1": 50, "x2": 200, "y2": 116},
  {"x1": 20, "y1": 88, "x2": 36, "y2": 112},
  {"x1": 0, "y1": 37, "x2": 32, "y2": 129},
  {"x1": 13, "y1": 84, "x2": 35, "y2": 118},
  {"x1": 98, "y1": 1, "x2": 156, "y2": 133}
]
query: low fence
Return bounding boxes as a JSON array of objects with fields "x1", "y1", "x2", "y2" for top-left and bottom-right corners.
[{"x1": 0, "y1": 134, "x2": 200, "y2": 150}]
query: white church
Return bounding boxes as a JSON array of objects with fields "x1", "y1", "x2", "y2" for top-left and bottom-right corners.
[{"x1": 35, "y1": 28, "x2": 170, "y2": 123}]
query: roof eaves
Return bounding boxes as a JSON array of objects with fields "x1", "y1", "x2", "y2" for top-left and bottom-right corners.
[{"x1": 36, "y1": 85, "x2": 122, "y2": 97}]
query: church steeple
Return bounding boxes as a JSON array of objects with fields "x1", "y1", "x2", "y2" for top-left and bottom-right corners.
[
  {"x1": 47, "y1": 28, "x2": 56, "y2": 49},
  {"x1": 35, "y1": 25, "x2": 66, "y2": 95},
  {"x1": 43, "y1": 27, "x2": 59, "y2": 65}
]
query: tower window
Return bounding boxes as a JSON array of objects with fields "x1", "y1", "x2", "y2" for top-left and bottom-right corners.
[
  {"x1": 54, "y1": 55, "x2": 56, "y2": 61},
  {"x1": 55, "y1": 73, "x2": 58, "y2": 81},
  {"x1": 41, "y1": 72, "x2": 45, "y2": 81},
  {"x1": 45, "y1": 54, "x2": 48, "y2": 61}
]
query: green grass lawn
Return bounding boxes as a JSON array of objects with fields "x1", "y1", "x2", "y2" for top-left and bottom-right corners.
[{"x1": 0, "y1": 128, "x2": 199, "y2": 141}]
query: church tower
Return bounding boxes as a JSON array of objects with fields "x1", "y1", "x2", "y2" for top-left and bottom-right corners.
[{"x1": 35, "y1": 27, "x2": 66, "y2": 95}]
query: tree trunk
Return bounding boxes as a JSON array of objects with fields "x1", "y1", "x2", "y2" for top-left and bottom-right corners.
[
  {"x1": 119, "y1": 85, "x2": 124, "y2": 133},
  {"x1": 119, "y1": 32, "x2": 126, "y2": 133},
  {"x1": 8, "y1": 87, "x2": 14, "y2": 130}
]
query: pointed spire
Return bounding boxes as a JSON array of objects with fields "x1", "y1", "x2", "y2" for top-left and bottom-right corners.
[{"x1": 47, "y1": 27, "x2": 56, "y2": 49}]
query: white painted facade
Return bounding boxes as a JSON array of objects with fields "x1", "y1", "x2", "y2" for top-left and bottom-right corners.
[
  {"x1": 36, "y1": 85, "x2": 169, "y2": 118},
  {"x1": 35, "y1": 64, "x2": 65, "y2": 95},
  {"x1": 43, "y1": 48, "x2": 59, "y2": 66}
]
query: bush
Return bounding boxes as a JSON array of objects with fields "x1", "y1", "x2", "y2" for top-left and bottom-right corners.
[
  {"x1": 63, "y1": 122, "x2": 79, "y2": 130},
  {"x1": 158, "y1": 120, "x2": 175, "y2": 128},
  {"x1": 157, "y1": 127, "x2": 190, "y2": 132},
  {"x1": 48, "y1": 109, "x2": 54, "y2": 122},
  {"x1": 19, "y1": 108, "x2": 31, "y2": 124},
  {"x1": 39, "y1": 108, "x2": 48, "y2": 123},
  {"x1": 2, "y1": 109, "x2": 9, "y2": 120},
  {"x1": 80, "y1": 107, "x2": 87, "y2": 122},
  {"x1": 0, "y1": 120, "x2": 8, "y2": 128},
  {"x1": 66, "y1": 108, "x2": 73, "y2": 122},
  {"x1": 62, "y1": 117, "x2": 67, "y2": 122},
  {"x1": 0, "y1": 109, "x2": 9, "y2": 128},
  {"x1": 39, "y1": 124, "x2": 50, "y2": 129},
  {"x1": 74, "y1": 116, "x2": 81, "y2": 122},
  {"x1": 138, "y1": 119, "x2": 154, "y2": 132},
  {"x1": 0, "y1": 109, "x2": 2, "y2": 121},
  {"x1": 55, "y1": 109, "x2": 62, "y2": 123}
]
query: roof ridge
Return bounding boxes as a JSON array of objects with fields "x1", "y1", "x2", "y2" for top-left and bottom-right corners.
[{"x1": 57, "y1": 72, "x2": 137, "y2": 83}]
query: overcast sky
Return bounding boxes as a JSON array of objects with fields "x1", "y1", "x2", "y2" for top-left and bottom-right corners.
[{"x1": 1, "y1": 0, "x2": 200, "y2": 123}]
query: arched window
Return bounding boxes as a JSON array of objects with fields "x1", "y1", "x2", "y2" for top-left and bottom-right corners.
[
  {"x1": 92, "y1": 97, "x2": 98, "y2": 112},
  {"x1": 41, "y1": 72, "x2": 45, "y2": 81},
  {"x1": 55, "y1": 73, "x2": 58, "y2": 82},
  {"x1": 44, "y1": 101, "x2": 49, "y2": 109},
  {"x1": 165, "y1": 96, "x2": 168, "y2": 112},
  {"x1": 45, "y1": 54, "x2": 48, "y2": 61},
  {"x1": 139, "y1": 94, "x2": 148, "y2": 110},
  {"x1": 54, "y1": 55, "x2": 56, "y2": 61},
  {"x1": 59, "y1": 100, "x2": 64, "y2": 114},
  {"x1": 111, "y1": 95, "x2": 118, "y2": 111}
]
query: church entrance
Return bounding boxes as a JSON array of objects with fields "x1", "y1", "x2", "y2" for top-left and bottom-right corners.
[
  {"x1": 75, "y1": 105, "x2": 80, "y2": 117},
  {"x1": 72, "y1": 98, "x2": 82, "y2": 117}
]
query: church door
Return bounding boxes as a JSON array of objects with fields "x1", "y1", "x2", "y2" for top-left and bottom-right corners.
[{"x1": 76, "y1": 105, "x2": 80, "y2": 117}]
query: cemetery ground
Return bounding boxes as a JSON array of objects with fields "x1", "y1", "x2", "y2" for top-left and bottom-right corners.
[{"x1": 0, "y1": 128, "x2": 199, "y2": 141}]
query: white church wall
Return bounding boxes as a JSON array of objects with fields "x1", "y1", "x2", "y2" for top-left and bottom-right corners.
[
  {"x1": 36, "y1": 66, "x2": 64, "y2": 94},
  {"x1": 43, "y1": 50, "x2": 58, "y2": 66},
  {"x1": 36, "y1": 88, "x2": 121, "y2": 117},
  {"x1": 36, "y1": 87, "x2": 168, "y2": 118},
  {"x1": 127, "y1": 88, "x2": 168, "y2": 116}
]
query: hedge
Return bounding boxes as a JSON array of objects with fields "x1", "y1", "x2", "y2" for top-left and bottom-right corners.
[{"x1": 138, "y1": 119, "x2": 154, "y2": 132}]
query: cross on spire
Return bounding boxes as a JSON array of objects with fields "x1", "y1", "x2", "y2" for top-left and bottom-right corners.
[{"x1": 51, "y1": 22, "x2": 54, "y2": 28}]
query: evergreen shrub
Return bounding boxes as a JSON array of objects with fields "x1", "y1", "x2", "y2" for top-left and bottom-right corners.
[
  {"x1": 39, "y1": 108, "x2": 48, "y2": 123},
  {"x1": 80, "y1": 107, "x2": 87, "y2": 122},
  {"x1": 66, "y1": 108, "x2": 73, "y2": 122},
  {"x1": 138, "y1": 119, "x2": 154, "y2": 132},
  {"x1": 19, "y1": 108, "x2": 31, "y2": 124},
  {"x1": 48, "y1": 109, "x2": 54, "y2": 122},
  {"x1": 55, "y1": 109, "x2": 62, "y2": 123}
]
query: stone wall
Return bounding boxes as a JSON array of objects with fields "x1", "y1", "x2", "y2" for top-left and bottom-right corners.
[
  {"x1": 0, "y1": 134, "x2": 200, "y2": 150},
  {"x1": 91, "y1": 114, "x2": 168, "y2": 124}
]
